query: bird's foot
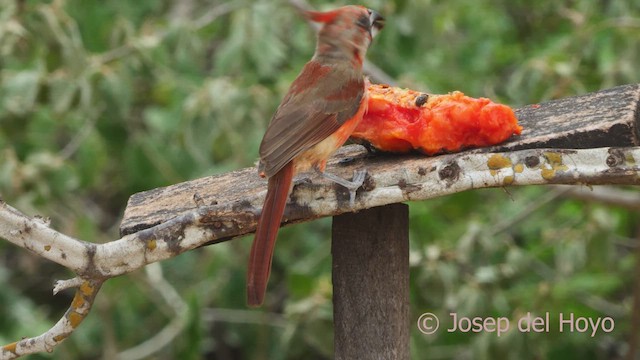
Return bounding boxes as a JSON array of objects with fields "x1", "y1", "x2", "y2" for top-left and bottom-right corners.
[{"x1": 319, "y1": 169, "x2": 367, "y2": 207}]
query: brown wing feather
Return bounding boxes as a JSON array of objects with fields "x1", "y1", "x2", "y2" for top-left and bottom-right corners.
[{"x1": 259, "y1": 61, "x2": 364, "y2": 177}]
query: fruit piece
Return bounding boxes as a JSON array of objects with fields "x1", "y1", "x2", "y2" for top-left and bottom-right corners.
[{"x1": 352, "y1": 84, "x2": 522, "y2": 154}]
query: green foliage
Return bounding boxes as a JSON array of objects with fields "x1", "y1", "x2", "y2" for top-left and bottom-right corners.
[{"x1": 1, "y1": 0, "x2": 639, "y2": 358}]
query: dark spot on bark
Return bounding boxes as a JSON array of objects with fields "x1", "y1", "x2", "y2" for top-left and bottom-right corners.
[
  {"x1": 287, "y1": 186, "x2": 317, "y2": 221},
  {"x1": 438, "y1": 161, "x2": 461, "y2": 183},
  {"x1": 61, "y1": 252, "x2": 67, "y2": 259},
  {"x1": 361, "y1": 173, "x2": 376, "y2": 191},
  {"x1": 398, "y1": 179, "x2": 421, "y2": 193},
  {"x1": 213, "y1": 221, "x2": 223, "y2": 229},
  {"x1": 164, "y1": 231, "x2": 184, "y2": 255},
  {"x1": 232, "y1": 200, "x2": 253, "y2": 212},
  {"x1": 23, "y1": 223, "x2": 32, "y2": 234},
  {"x1": 418, "y1": 167, "x2": 427, "y2": 176},
  {"x1": 210, "y1": 200, "x2": 219, "y2": 205},
  {"x1": 82, "y1": 244, "x2": 99, "y2": 278},
  {"x1": 199, "y1": 209, "x2": 220, "y2": 224},
  {"x1": 193, "y1": 193, "x2": 205, "y2": 207},
  {"x1": 332, "y1": 184, "x2": 350, "y2": 207},
  {"x1": 606, "y1": 148, "x2": 625, "y2": 167},
  {"x1": 415, "y1": 94, "x2": 429, "y2": 107},
  {"x1": 284, "y1": 202, "x2": 315, "y2": 222},
  {"x1": 138, "y1": 228, "x2": 155, "y2": 242},
  {"x1": 525, "y1": 156, "x2": 540, "y2": 168},
  {"x1": 85, "y1": 244, "x2": 96, "y2": 262}
]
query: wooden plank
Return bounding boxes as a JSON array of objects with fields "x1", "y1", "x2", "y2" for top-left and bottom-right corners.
[
  {"x1": 119, "y1": 84, "x2": 640, "y2": 236},
  {"x1": 497, "y1": 83, "x2": 640, "y2": 151},
  {"x1": 332, "y1": 204, "x2": 409, "y2": 360}
]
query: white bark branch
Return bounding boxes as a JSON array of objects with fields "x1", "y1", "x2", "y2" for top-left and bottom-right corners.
[
  {"x1": 0, "y1": 200, "x2": 91, "y2": 272},
  {"x1": 4, "y1": 146, "x2": 640, "y2": 283},
  {"x1": 1, "y1": 279, "x2": 103, "y2": 360}
]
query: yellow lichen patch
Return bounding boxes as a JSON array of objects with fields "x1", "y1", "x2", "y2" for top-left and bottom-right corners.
[
  {"x1": 625, "y1": 153, "x2": 636, "y2": 165},
  {"x1": 487, "y1": 154, "x2": 513, "y2": 176},
  {"x1": 53, "y1": 334, "x2": 66, "y2": 342},
  {"x1": 44, "y1": 245, "x2": 51, "y2": 251},
  {"x1": 543, "y1": 152, "x2": 568, "y2": 171},
  {"x1": 3, "y1": 342, "x2": 17, "y2": 353},
  {"x1": 147, "y1": 239, "x2": 157, "y2": 251},
  {"x1": 514, "y1": 163, "x2": 524, "y2": 173},
  {"x1": 68, "y1": 311, "x2": 83, "y2": 328},
  {"x1": 541, "y1": 167, "x2": 556, "y2": 180},
  {"x1": 487, "y1": 154, "x2": 512, "y2": 170},
  {"x1": 503, "y1": 176, "x2": 514, "y2": 185},
  {"x1": 541, "y1": 152, "x2": 568, "y2": 180},
  {"x1": 71, "y1": 292, "x2": 85, "y2": 309},
  {"x1": 543, "y1": 152, "x2": 563, "y2": 166},
  {"x1": 79, "y1": 281, "x2": 94, "y2": 296}
]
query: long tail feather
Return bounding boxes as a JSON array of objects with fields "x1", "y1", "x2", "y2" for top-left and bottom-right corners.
[{"x1": 247, "y1": 162, "x2": 294, "y2": 306}]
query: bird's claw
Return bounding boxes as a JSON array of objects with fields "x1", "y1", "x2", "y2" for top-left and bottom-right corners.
[
  {"x1": 319, "y1": 169, "x2": 367, "y2": 207},
  {"x1": 347, "y1": 169, "x2": 367, "y2": 206}
]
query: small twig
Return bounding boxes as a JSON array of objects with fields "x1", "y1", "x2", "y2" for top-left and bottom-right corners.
[
  {"x1": 555, "y1": 185, "x2": 640, "y2": 211},
  {"x1": 53, "y1": 277, "x2": 84, "y2": 295},
  {"x1": 59, "y1": 115, "x2": 98, "y2": 160},
  {"x1": 1, "y1": 279, "x2": 104, "y2": 360},
  {"x1": 99, "y1": 2, "x2": 244, "y2": 66},
  {"x1": 192, "y1": 2, "x2": 246, "y2": 30},
  {"x1": 488, "y1": 186, "x2": 571, "y2": 236},
  {"x1": 203, "y1": 308, "x2": 287, "y2": 327}
]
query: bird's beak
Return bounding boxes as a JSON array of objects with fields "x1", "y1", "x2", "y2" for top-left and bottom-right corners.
[{"x1": 368, "y1": 9, "x2": 385, "y2": 38}]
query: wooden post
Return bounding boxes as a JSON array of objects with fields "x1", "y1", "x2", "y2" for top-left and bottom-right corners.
[{"x1": 332, "y1": 204, "x2": 409, "y2": 360}]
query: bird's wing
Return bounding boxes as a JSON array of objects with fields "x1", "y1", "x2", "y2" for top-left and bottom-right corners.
[{"x1": 259, "y1": 61, "x2": 364, "y2": 177}]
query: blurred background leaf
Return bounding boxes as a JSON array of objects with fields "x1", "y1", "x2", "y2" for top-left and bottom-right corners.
[{"x1": 0, "y1": 0, "x2": 639, "y2": 359}]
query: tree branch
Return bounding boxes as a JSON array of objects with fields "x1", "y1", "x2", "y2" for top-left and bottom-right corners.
[
  {"x1": 4, "y1": 146, "x2": 640, "y2": 282},
  {"x1": 1, "y1": 279, "x2": 103, "y2": 360},
  {"x1": 0, "y1": 199, "x2": 92, "y2": 273}
]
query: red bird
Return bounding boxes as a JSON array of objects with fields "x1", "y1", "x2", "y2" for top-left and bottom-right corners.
[{"x1": 247, "y1": 5, "x2": 384, "y2": 306}]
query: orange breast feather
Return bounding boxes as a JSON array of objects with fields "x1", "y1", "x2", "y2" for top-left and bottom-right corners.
[{"x1": 351, "y1": 84, "x2": 522, "y2": 154}]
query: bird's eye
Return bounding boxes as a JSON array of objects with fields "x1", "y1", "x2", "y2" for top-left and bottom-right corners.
[{"x1": 356, "y1": 14, "x2": 370, "y2": 29}]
